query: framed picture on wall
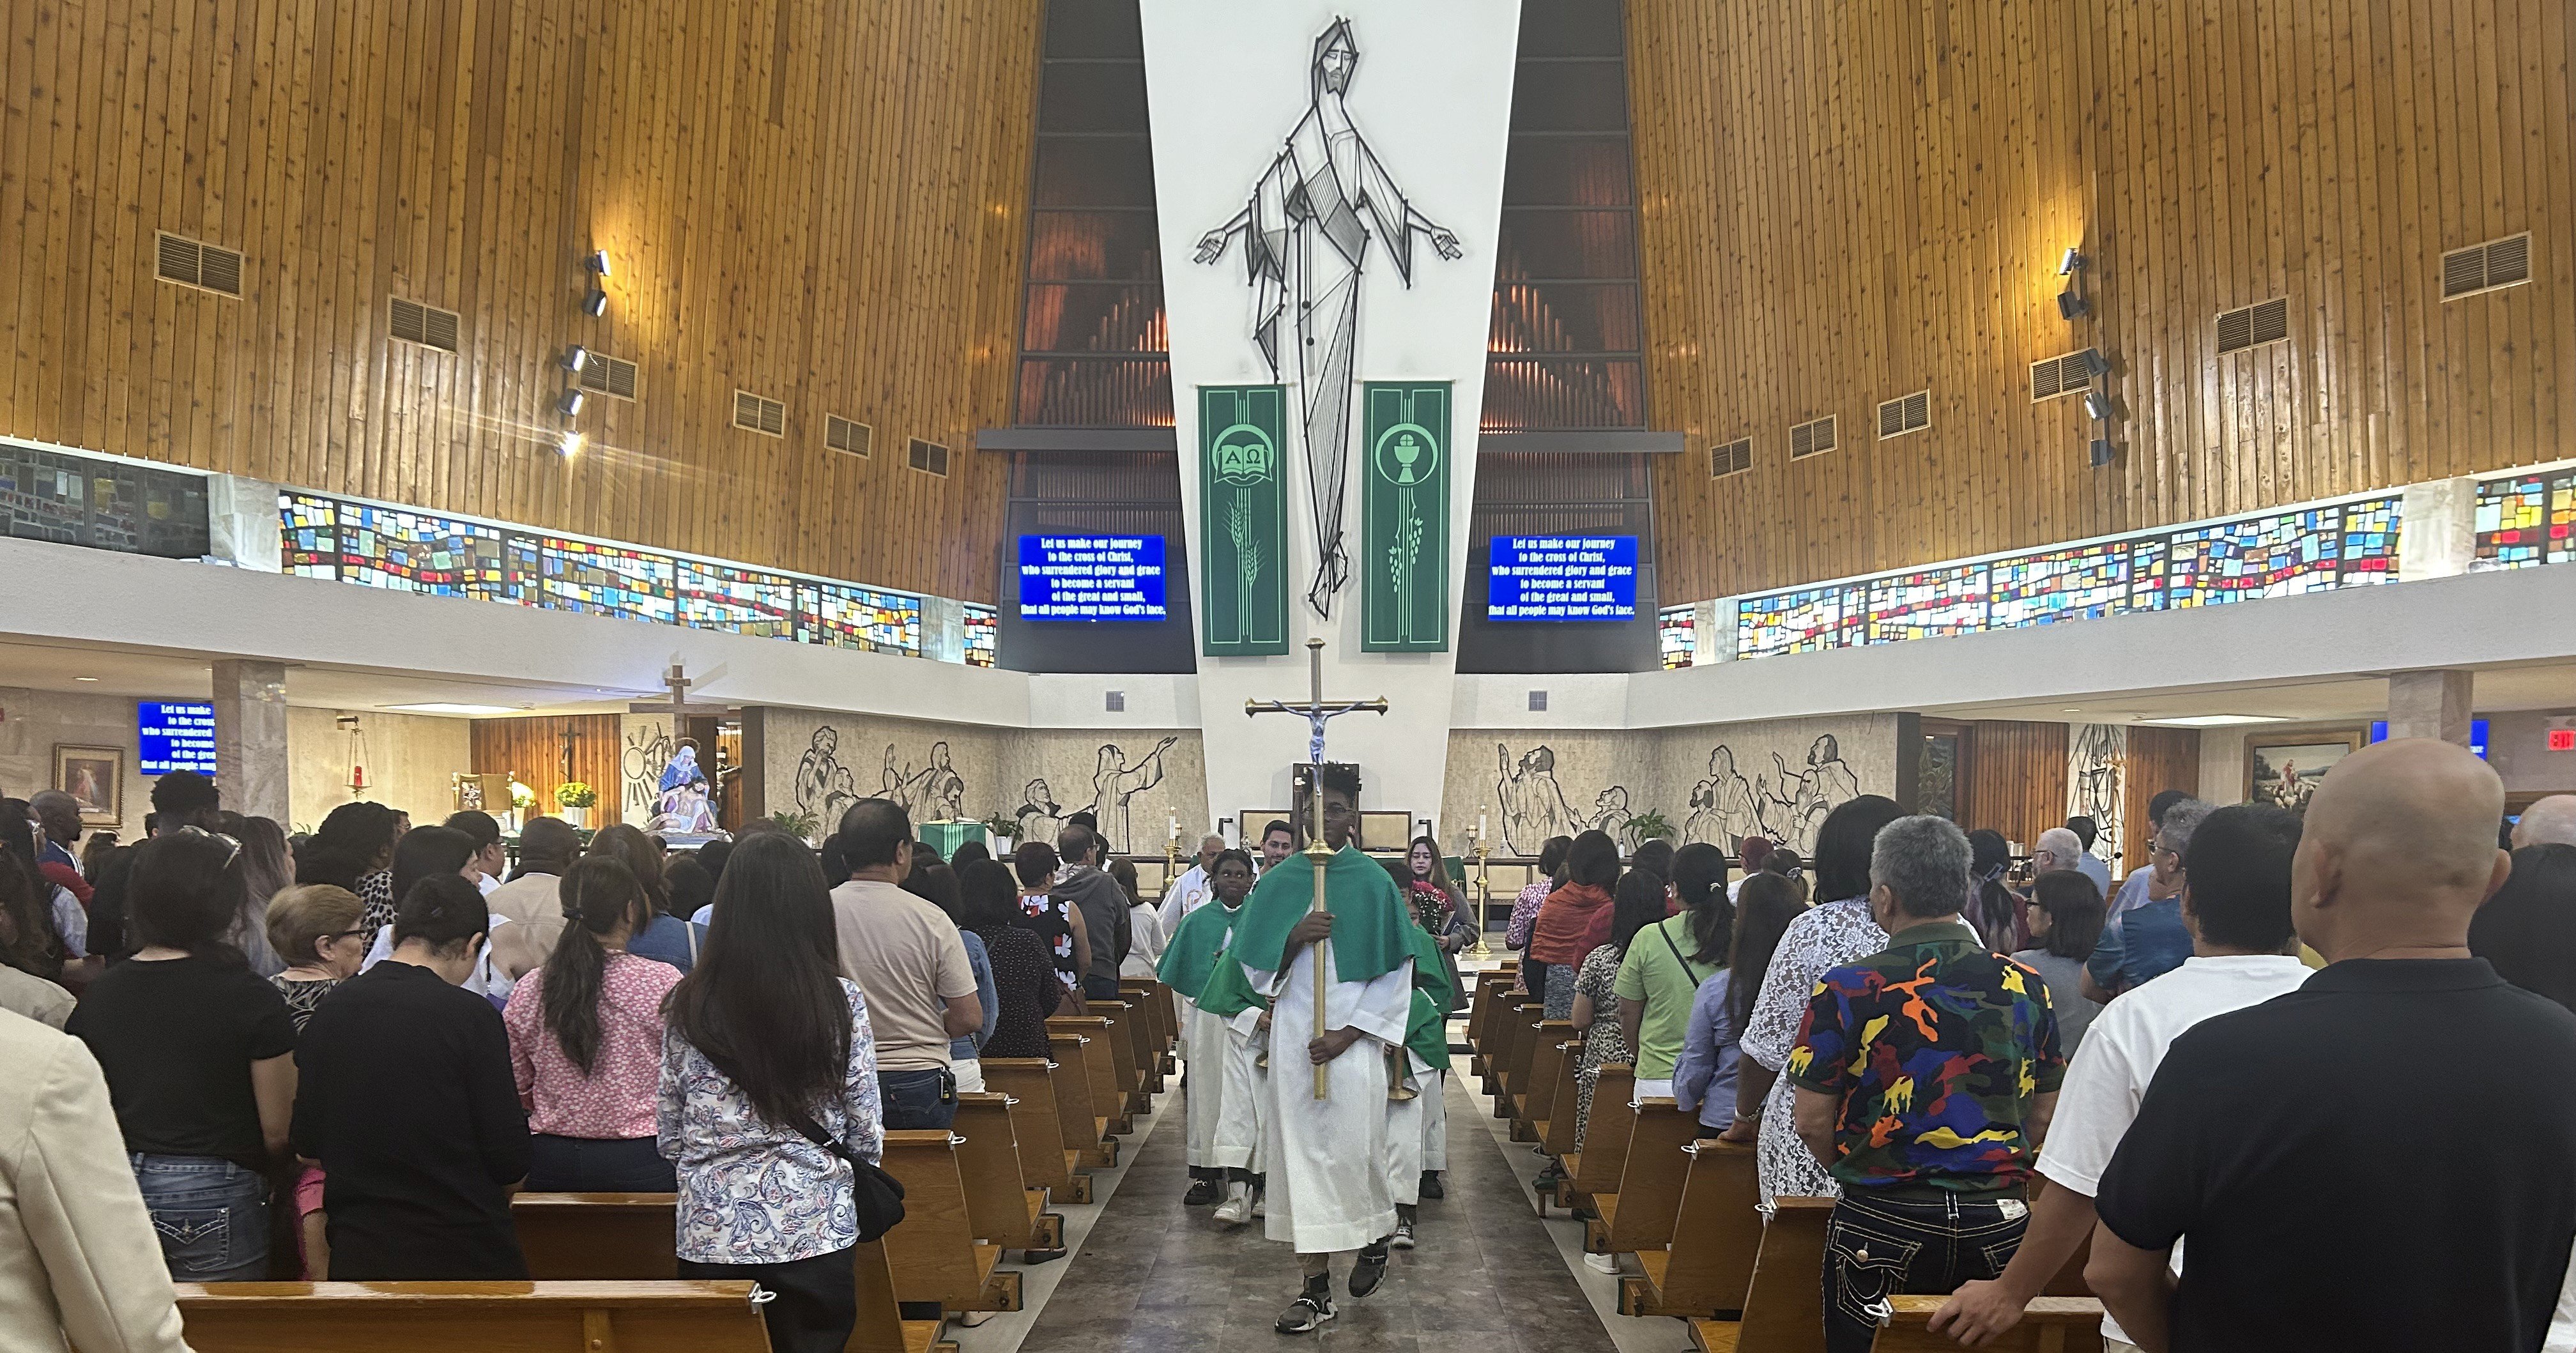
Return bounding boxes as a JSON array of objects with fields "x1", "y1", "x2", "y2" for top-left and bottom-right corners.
[
  {"x1": 2244, "y1": 731, "x2": 2363, "y2": 814},
  {"x1": 53, "y1": 744, "x2": 125, "y2": 827}
]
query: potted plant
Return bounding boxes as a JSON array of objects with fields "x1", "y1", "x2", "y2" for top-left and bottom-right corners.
[
  {"x1": 980, "y1": 810, "x2": 1020, "y2": 853},
  {"x1": 555, "y1": 781, "x2": 598, "y2": 829},
  {"x1": 1622, "y1": 809, "x2": 1676, "y2": 851}
]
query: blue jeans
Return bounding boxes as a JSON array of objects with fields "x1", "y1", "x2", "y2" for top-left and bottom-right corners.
[
  {"x1": 877, "y1": 1067, "x2": 956, "y2": 1131},
  {"x1": 130, "y1": 1154, "x2": 270, "y2": 1282}
]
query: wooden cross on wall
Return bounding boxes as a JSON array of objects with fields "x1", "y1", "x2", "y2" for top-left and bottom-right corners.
[{"x1": 627, "y1": 662, "x2": 732, "y2": 722}]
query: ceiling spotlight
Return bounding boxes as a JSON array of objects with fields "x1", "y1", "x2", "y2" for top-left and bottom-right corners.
[
  {"x1": 2076, "y1": 347, "x2": 2109, "y2": 377},
  {"x1": 2059, "y1": 248, "x2": 2087, "y2": 275},
  {"x1": 2057, "y1": 288, "x2": 2089, "y2": 319},
  {"x1": 561, "y1": 345, "x2": 589, "y2": 373},
  {"x1": 556, "y1": 388, "x2": 586, "y2": 418},
  {"x1": 558, "y1": 429, "x2": 585, "y2": 458},
  {"x1": 583, "y1": 287, "x2": 608, "y2": 317},
  {"x1": 587, "y1": 250, "x2": 612, "y2": 277},
  {"x1": 2083, "y1": 389, "x2": 2112, "y2": 421},
  {"x1": 2089, "y1": 436, "x2": 2115, "y2": 468}
]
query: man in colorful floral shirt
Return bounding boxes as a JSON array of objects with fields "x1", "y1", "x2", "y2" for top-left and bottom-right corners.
[{"x1": 1786, "y1": 814, "x2": 2065, "y2": 1353}]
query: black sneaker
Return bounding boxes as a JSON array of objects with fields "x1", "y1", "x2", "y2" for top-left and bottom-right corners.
[
  {"x1": 1418, "y1": 1170, "x2": 1445, "y2": 1200},
  {"x1": 1183, "y1": 1179, "x2": 1221, "y2": 1206},
  {"x1": 1391, "y1": 1218, "x2": 1416, "y2": 1250},
  {"x1": 1275, "y1": 1292, "x2": 1337, "y2": 1333},
  {"x1": 1349, "y1": 1241, "x2": 1392, "y2": 1297}
]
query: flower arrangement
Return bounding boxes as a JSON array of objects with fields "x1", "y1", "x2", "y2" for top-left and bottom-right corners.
[{"x1": 555, "y1": 782, "x2": 599, "y2": 809}]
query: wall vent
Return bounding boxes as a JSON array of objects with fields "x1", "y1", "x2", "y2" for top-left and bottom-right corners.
[
  {"x1": 733, "y1": 390, "x2": 785, "y2": 437},
  {"x1": 154, "y1": 231, "x2": 244, "y2": 296},
  {"x1": 1876, "y1": 390, "x2": 1930, "y2": 439},
  {"x1": 2441, "y1": 233, "x2": 2532, "y2": 300},
  {"x1": 2030, "y1": 349, "x2": 2103, "y2": 402},
  {"x1": 1789, "y1": 415, "x2": 1837, "y2": 459},
  {"x1": 1708, "y1": 435, "x2": 1752, "y2": 478},
  {"x1": 826, "y1": 415, "x2": 873, "y2": 457},
  {"x1": 578, "y1": 354, "x2": 640, "y2": 400},
  {"x1": 388, "y1": 297, "x2": 461, "y2": 353},
  {"x1": 2215, "y1": 297, "x2": 2290, "y2": 355},
  {"x1": 907, "y1": 438, "x2": 951, "y2": 477}
]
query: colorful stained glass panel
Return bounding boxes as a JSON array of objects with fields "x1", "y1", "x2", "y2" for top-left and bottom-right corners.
[
  {"x1": 540, "y1": 538, "x2": 675, "y2": 622},
  {"x1": 1657, "y1": 606, "x2": 1696, "y2": 669},
  {"x1": 1738, "y1": 586, "x2": 1851, "y2": 657},
  {"x1": 281, "y1": 494, "x2": 339, "y2": 578},
  {"x1": 799, "y1": 581, "x2": 921, "y2": 655},
  {"x1": 963, "y1": 603, "x2": 999, "y2": 668},
  {"x1": 2474, "y1": 474, "x2": 2575, "y2": 570},
  {"x1": 337, "y1": 502, "x2": 509, "y2": 597},
  {"x1": 675, "y1": 560, "x2": 797, "y2": 638},
  {"x1": 1990, "y1": 540, "x2": 2131, "y2": 628},
  {"x1": 1863, "y1": 563, "x2": 1990, "y2": 642},
  {"x1": 2337, "y1": 497, "x2": 2402, "y2": 583},
  {"x1": 2165, "y1": 508, "x2": 2340, "y2": 607}
]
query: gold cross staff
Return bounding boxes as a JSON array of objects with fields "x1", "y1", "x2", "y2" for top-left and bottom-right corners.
[{"x1": 1245, "y1": 638, "x2": 1387, "y2": 1099}]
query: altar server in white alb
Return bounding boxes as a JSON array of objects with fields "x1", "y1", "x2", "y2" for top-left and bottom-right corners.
[
  {"x1": 1195, "y1": 765, "x2": 1418, "y2": 1334},
  {"x1": 1157, "y1": 848, "x2": 1264, "y2": 1214}
]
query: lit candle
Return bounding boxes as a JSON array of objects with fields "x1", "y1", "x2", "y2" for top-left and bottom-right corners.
[
  {"x1": 1169, "y1": 812, "x2": 1179, "y2": 843},
  {"x1": 1478, "y1": 808, "x2": 1489, "y2": 842}
]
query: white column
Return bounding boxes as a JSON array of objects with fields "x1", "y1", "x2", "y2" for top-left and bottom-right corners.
[
  {"x1": 2386, "y1": 669, "x2": 2474, "y2": 746},
  {"x1": 211, "y1": 659, "x2": 289, "y2": 822}
]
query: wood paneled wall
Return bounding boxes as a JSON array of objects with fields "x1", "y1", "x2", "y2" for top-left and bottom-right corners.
[
  {"x1": 1632, "y1": 0, "x2": 2575, "y2": 600},
  {"x1": 2121, "y1": 727, "x2": 2204, "y2": 862},
  {"x1": 0, "y1": 0, "x2": 1038, "y2": 601},
  {"x1": 1959, "y1": 720, "x2": 2070, "y2": 847},
  {"x1": 470, "y1": 714, "x2": 620, "y2": 814}
]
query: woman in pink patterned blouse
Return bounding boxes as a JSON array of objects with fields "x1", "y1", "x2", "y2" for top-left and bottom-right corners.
[{"x1": 502, "y1": 854, "x2": 682, "y2": 1191}]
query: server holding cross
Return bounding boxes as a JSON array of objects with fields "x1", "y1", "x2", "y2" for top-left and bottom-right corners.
[{"x1": 1198, "y1": 638, "x2": 1430, "y2": 1327}]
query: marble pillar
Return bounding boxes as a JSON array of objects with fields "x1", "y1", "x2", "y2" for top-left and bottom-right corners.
[
  {"x1": 212, "y1": 659, "x2": 289, "y2": 822},
  {"x1": 2386, "y1": 669, "x2": 2475, "y2": 746},
  {"x1": 2397, "y1": 476, "x2": 2476, "y2": 582}
]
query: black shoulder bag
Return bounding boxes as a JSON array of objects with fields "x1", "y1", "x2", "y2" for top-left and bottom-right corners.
[{"x1": 781, "y1": 1104, "x2": 908, "y2": 1242}]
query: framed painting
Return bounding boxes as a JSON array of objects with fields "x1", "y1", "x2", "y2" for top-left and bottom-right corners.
[
  {"x1": 53, "y1": 744, "x2": 125, "y2": 827},
  {"x1": 2244, "y1": 731, "x2": 2363, "y2": 814}
]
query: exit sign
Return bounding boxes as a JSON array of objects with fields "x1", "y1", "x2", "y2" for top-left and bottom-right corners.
[{"x1": 2550, "y1": 728, "x2": 2576, "y2": 753}]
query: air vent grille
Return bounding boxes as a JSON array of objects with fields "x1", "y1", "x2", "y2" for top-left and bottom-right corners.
[
  {"x1": 733, "y1": 390, "x2": 785, "y2": 437},
  {"x1": 2216, "y1": 297, "x2": 2290, "y2": 355},
  {"x1": 2030, "y1": 349, "x2": 2102, "y2": 402},
  {"x1": 2441, "y1": 233, "x2": 2532, "y2": 300},
  {"x1": 1789, "y1": 415, "x2": 1837, "y2": 459},
  {"x1": 1708, "y1": 435, "x2": 1752, "y2": 478},
  {"x1": 826, "y1": 415, "x2": 873, "y2": 457},
  {"x1": 1876, "y1": 390, "x2": 1930, "y2": 439},
  {"x1": 388, "y1": 297, "x2": 461, "y2": 353},
  {"x1": 154, "y1": 231, "x2": 244, "y2": 296},
  {"x1": 579, "y1": 355, "x2": 640, "y2": 400},
  {"x1": 907, "y1": 438, "x2": 951, "y2": 477}
]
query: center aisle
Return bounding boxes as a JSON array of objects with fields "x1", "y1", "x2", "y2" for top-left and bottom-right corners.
[{"x1": 982, "y1": 1062, "x2": 1621, "y2": 1353}]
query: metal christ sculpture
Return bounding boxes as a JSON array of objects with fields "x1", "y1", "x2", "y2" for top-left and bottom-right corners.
[{"x1": 1194, "y1": 17, "x2": 1462, "y2": 618}]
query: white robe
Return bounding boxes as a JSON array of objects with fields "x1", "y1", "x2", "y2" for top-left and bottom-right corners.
[
  {"x1": 1384, "y1": 1059, "x2": 1448, "y2": 1206},
  {"x1": 1213, "y1": 1016, "x2": 1268, "y2": 1173},
  {"x1": 1157, "y1": 866, "x2": 1213, "y2": 936},
  {"x1": 1235, "y1": 947, "x2": 1413, "y2": 1253},
  {"x1": 1181, "y1": 997, "x2": 1232, "y2": 1169}
]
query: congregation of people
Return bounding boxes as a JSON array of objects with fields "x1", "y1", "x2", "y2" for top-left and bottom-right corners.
[{"x1": 5, "y1": 741, "x2": 2576, "y2": 1352}]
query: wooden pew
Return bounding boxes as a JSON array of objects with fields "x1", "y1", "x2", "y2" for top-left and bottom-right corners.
[
  {"x1": 954, "y1": 1091, "x2": 1063, "y2": 1255},
  {"x1": 174, "y1": 1281, "x2": 772, "y2": 1353},
  {"x1": 1467, "y1": 968, "x2": 1515, "y2": 1071},
  {"x1": 1043, "y1": 1026, "x2": 1118, "y2": 1164},
  {"x1": 1092, "y1": 1000, "x2": 1151, "y2": 1115},
  {"x1": 1117, "y1": 979, "x2": 1173, "y2": 1085},
  {"x1": 1690, "y1": 1195, "x2": 1833, "y2": 1353},
  {"x1": 513, "y1": 1193, "x2": 675, "y2": 1279},
  {"x1": 854, "y1": 1239, "x2": 962, "y2": 1353},
  {"x1": 1594, "y1": 1097, "x2": 1696, "y2": 1258},
  {"x1": 1488, "y1": 997, "x2": 1542, "y2": 1119},
  {"x1": 1540, "y1": 1039, "x2": 1584, "y2": 1159},
  {"x1": 981, "y1": 1056, "x2": 1091, "y2": 1204},
  {"x1": 1620, "y1": 1139, "x2": 1760, "y2": 1318},
  {"x1": 1875, "y1": 1295, "x2": 2105, "y2": 1352},
  {"x1": 877, "y1": 1129, "x2": 1020, "y2": 1313},
  {"x1": 1564, "y1": 1063, "x2": 1636, "y2": 1212},
  {"x1": 1048, "y1": 1016, "x2": 1130, "y2": 1136},
  {"x1": 1515, "y1": 1020, "x2": 1575, "y2": 1143}
]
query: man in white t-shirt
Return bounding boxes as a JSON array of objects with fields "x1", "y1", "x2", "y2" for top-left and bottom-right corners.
[{"x1": 1931, "y1": 801, "x2": 2313, "y2": 1352}]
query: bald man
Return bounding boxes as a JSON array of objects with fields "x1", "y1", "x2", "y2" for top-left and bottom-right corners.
[
  {"x1": 2086, "y1": 740, "x2": 2576, "y2": 1353},
  {"x1": 2514, "y1": 794, "x2": 2576, "y2": 849},
  {"x1": 1158, "y1": 834, "x2": 1230, "y2": 936}
]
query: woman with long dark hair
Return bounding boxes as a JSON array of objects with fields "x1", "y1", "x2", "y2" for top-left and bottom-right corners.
[
  {"x1": 503, "y1": 855, "x2": 682, "y2": 1191},
  {"x1": 957, "y1": 859, "x2": 1061, "y2": 1055},
  {"x1": 1611, "y1": 844, "x2": 1733, "y2": 1104},
  {"x1": 1507, "y1": 835, "x2": 1575, "y2": 995},
  {"x1": 302, "y1": 802, "x2": 403, "y2": 944},
  {"x1": 590, "y1": 825, "x2": 705, "y2": 973},
  {"x1": 218, "y1": 811, "x2": 293, "y2": 976},
  {"x1": 1529, "y1": 830, "x2": 1621, "y2": 1016},
  {"x1": 0, "y1": 800, "x2": 68, "y2": 981},
  {"x1": 1403, "y1": 836, "x2": 1472, "y2": 1012},
  {"x1": 68, "y1": 829, "x2": 297, "y2": 1281},
  {"x1": 1568, "y1": 871, "x2": 1671, "y2": 1152},
  {"x1": 659, "y1": 833, "x2": 881, "y2": 1353},
  {"x1": 1675, "y1": 871, "x2": 1804, "y2": 1141},
  {"x1": 1726, "y1": 793, "x2": 1906, "y2": 1203},
  {"x1": 1965, "y1": 829, "x2": 2020, "y2": 952}
]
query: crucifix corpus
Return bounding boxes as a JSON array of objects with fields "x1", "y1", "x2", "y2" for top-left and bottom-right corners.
[{"x1": 1245, "y1": 637, "x2": 1388, "y2": 1099}]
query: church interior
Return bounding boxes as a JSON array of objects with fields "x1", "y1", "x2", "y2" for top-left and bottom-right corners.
[{"x1": 2, "y1": 0, "x2": 2572, "y2": 1350}]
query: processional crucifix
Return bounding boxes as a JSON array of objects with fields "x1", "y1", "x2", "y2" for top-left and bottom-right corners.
[
  {"x1": 1246, "y1": 637, "x2": 1388, "y2": 1099},
  {"x1": 629, "y1": 662, "x2": 732, "y2": 816}
]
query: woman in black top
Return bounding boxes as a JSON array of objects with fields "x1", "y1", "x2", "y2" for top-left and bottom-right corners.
[
  {"x1": 959, "y1": 860, "x2": 1064, "y2": 1056},
  {"x1": 290, "y1": 873, "x2": 531, "y2": 1280},
  {"x1": 66, "y1": 829, "x2": 297, "y2": 1282},
  {"x1": 1011, "y1": 842, "x2": 1084, "y2": 999}
]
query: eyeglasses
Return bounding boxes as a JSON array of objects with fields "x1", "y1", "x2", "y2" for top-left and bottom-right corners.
[{"x1": 177, "y1": 825, "x2": 243, "y2": 868}]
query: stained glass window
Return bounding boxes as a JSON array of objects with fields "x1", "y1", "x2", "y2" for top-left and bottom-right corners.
[
  {"x1": 2473, "y1": 473, "x2": 2575, "y2": 570},
  {"x1": 1657, "y1": 606, "x2": 1696, "y2": 669},
  {"x1": 539, "y1": 538, "x2": 676, "y2": 623},
  {"x1": 337, "y1": 502, "x2": 509, "y2": 598},
  {"x1": 1864, "y1": 563, "x2": 1989, "y2": 643},
  {"x1": 1990, "y1": 540, "x2": 2132, "y2": 628},
  {"x1": 281, "y1": 494, "x2": 338, "y2": 578},
  {"x1": 1738, "y1": 586, "x2": 1851, "y2": 657},
  {"x1": 675, "y1": 560, "x2": 797, "y2": 638},
  {"x1": 2336, "y1": 497, "x2": 2402, "y2": 583},
  {"x1": 799, "y1": 581, "x2": 921, "y2": 655},
  {"x1": 2165, "y1": 508, "x2": 2340, "y2": 607},
  {"x1": 963, "y1": 603, "x2": 999, "y2": 668},
  {"x1": 2126, "y1": 538, "x2": 2170, "y2": 611},
  {"x1": 0, "y1": 443, "x2": 208, "y2": 558}
]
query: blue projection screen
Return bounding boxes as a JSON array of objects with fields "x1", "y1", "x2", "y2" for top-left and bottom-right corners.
[
  {"x1": 1487, "y1": 535, "x2": 1639, "y2": 620},
  {"x1": 139, "y1": 701, "x2": 218, "y2": 776},
  {"x1": 1018, "y1": 535, "x2": 1169, "y2": 622}
]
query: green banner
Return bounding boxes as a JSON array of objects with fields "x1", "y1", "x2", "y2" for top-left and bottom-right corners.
[
  {"x1": 1361, "y1": 381, "x2": 1451, "y2": 652},
  {"x1": 1199, "y1": 385, "x2": 1290, "y2": 655}
]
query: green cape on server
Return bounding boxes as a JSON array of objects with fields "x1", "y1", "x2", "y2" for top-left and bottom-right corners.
[
  {"x1": 1195, "y1": 845, "x2": 1420, "y2": 1020},
  {"x1": 1156, "y1": 896, "x2": 1243, "y2": 1000}
]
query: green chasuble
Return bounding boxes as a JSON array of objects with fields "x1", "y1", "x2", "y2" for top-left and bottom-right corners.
[
  {"x1": 1401, "y1": 924, "x2": 1454, "y2": 1069},
  {"x1": 1157, "y1": 900, "x2": 1243, "y2": 1001},
  {"x1": 1197, "y1": 845, "x2": 1415, "y2": 1020}
]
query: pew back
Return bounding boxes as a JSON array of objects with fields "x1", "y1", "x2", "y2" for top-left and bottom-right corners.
[
  {"x1": 512, "y1": 1193, "x2": 677, "y2": 1280},
  {"x1": 1874, "y1": 1295, "x2": 2105, "y2": 1352},
  {"x1": 174, "y1": 1281, "x2": 770, "y2": 1353}
]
